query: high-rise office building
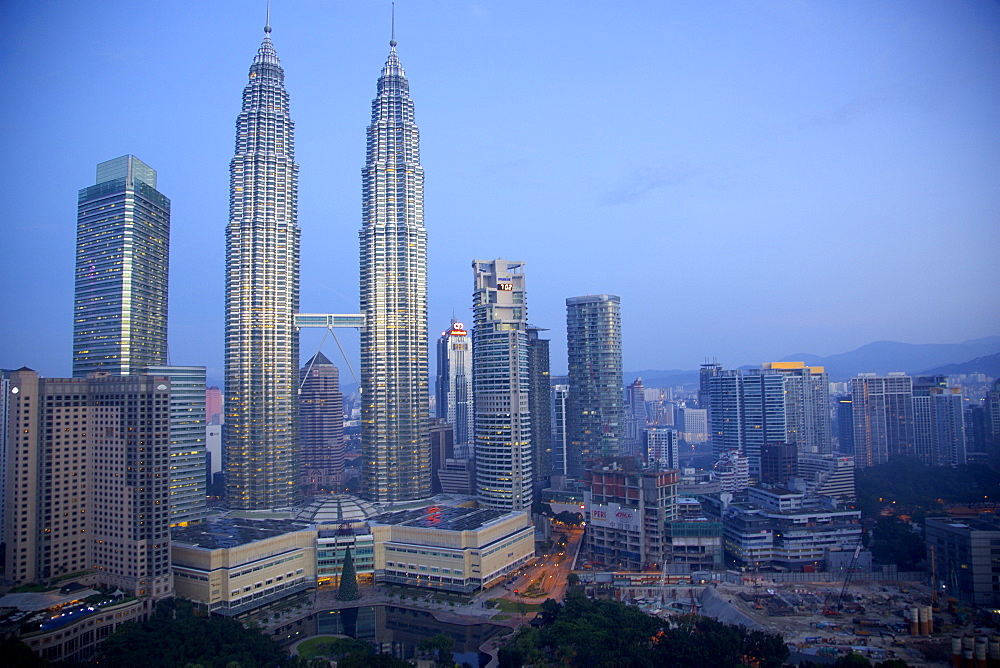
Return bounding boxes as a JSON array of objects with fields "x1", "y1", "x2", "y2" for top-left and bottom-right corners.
[
  {"x1": 436, "y1": 320, "x2": 473, "y2": 458},
  {"x1": 74, "y1": 155, "x2": 169, "y2": 377},
  {"x1": 709, "y1": 369, "x2": 786, "y2": 478},
  {"x1": 624, "y1": 378, "x2": 648, "y2": 456},
  {"x1": 472, "y1": 259, "x2": 532, "y2": 511},
  {"x1": 299, "y1": 352, "x2": 345, "y2": 491},
  {"x1": 224, "y1": 24, "x2": 301, "y2": 509},
  {"x1": 762, "y1": 362, "x2": 831, "y2": 455},
  {"x1": 145, "y1": 365, "x2": 207, "y2": 525},
  {"x1": 566, "y1": 295, "x2": 623, "y2": 477},
  {"x1": 851, "y1": 373, "x2": 913, "y2": 467},
  {"x1": 698, "y1": 361, "x2": 722, "y2": 412},
  {"x1": 4, "y1": 369, "x2": 173, "y2": 599},
  {"x1": 75, "y1": 157, "x2": 205, "y2": 524},
  {"x1": 359, "y1": 37, "x2": 430, "y2": 503},
  {"x1": 836, "y1": 395, "x2": 854, "y2": 454},
  {"x1": 527, "y1": 326, "x2": 552, "y2": 489}
]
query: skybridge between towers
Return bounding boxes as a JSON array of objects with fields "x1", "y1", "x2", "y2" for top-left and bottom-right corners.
[
  {"x1": 294, "y1": 313, "x2": 365, "y2": 388},
  {"x1": 295, "y1": 313, "x2": 366, "y2": 330}
]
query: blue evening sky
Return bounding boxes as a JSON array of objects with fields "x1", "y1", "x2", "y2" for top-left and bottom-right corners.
[{"x1": 1, "y1": 1, "x2": 997, "y2": 386}]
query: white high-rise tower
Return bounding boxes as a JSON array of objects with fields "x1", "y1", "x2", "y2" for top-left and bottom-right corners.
[
  {"x1": 359, "y1": 36, "x2": 430, "y2": 502},
  {"x1": 224, "y1": 22, "x2": 300, "y2": 509},
  {"x1": 472, "y1": 259, "x2": 532, "y2": 511}
]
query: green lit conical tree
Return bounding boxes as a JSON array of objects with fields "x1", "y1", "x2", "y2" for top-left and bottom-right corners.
[{"x1": 337, "y1": 546, "x2": 361, "y2": 601}]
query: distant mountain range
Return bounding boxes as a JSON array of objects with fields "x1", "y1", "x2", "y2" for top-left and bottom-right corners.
[
  {"x1": 626, "y1": 336, "x2": 1000, "y2": 387},
  {"x1": 919, "y1": 352, "x2": 1000, "y2": 379}
]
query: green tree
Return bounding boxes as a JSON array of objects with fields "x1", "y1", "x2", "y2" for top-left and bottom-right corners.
[
  {"x1": 97, "y1": 599, "x2": 286, "y2": 666},
  {"x1": 855, "y1": 458, "x2": 1000, "y2": 521},
  {"x1": 417, "y1": 632, "x2": 456, "y2": 667},
  {"x1": 870, "y1": 517, "x2": 925, "y2": 570},
  {"x1": 554, "y1": 511, "x2": 584, "y2": 526},
  {"x1": 497, "y1": 591, "x2": 789, "y2": 668},
  {"x1": 0, "y1": 636, "x2": 48, "y2": 667},
  {"x1": 539, "y1": 597, "x2": 562, "y2": 624},
  {"x1": 337, "y1": 546, "x2": 361, "y2": 601}
]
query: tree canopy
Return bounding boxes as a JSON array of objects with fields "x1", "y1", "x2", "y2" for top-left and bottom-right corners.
[
  {"x1": 497, "y1": 591, "x2": 789, "y2": 668},
  {"x1": 855, "y1": 458, "x2": 1000, "y2": 522},
  {"x1": 96, "y1": 599, "x2": 288, "y2": 667}
]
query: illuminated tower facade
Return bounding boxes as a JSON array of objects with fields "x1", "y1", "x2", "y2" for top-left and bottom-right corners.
[
  {"x1": 472, "y1": 259, "x2": 532, "y2": 511},
  {"x1": 74, "y1": 155, "x2": 169, "y2": 377},
  {"x1": 224, "y1": 24, "x2": 300, "y2": 509},
  {"x1": 359, "y1": 38, "x2": 430, "y2": 502},
  {"x1": 566, "y1": 295, "x2": 623, "y2": 477},
  {"x1": 436, "y1": 320, "x2": 473, "y2": 459}
]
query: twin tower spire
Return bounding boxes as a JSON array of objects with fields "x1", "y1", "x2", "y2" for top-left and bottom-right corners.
[{"x1": 224, "y1": 12, "x2": 428, "y2": 509}]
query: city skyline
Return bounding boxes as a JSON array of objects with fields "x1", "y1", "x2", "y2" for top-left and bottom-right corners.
[{"x1": 2, "y1": 2, "x2": 998, "y2": 383}]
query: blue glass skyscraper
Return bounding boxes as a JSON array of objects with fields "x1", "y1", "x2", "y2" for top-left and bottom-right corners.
[{"x1": 74, "y1": 155, "x2": 169, "y2": 377}]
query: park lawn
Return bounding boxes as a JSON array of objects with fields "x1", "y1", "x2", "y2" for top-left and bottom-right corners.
[
  {"x1": 295, "y1": 636, "x2": 342, "y2": 659},
  {"x1": 492, "y1": 599, "x2": 544, "y2": 613}
]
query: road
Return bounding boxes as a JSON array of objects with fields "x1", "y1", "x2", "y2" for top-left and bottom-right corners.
[{"x1": 497, "y1": 524, "x2": 585, "y2": 605}]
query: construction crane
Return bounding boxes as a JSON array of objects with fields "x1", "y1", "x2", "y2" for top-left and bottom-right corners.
[{"x1": 824, "y1": 536, "x2": 864, "y2": 615}]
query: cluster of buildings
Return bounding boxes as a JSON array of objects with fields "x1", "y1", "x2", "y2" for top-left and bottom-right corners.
[
  {"x1": 4, "y1": 12, "x2": 1000, "y2": 664},
  {"x1": 0, "y1": 17, "x2": 646, "y2": 662}
]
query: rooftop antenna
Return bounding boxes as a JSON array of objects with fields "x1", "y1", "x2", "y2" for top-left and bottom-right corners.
[
  {"x1": 265, "y1": 0, "x2": 272, "y2": 34},
  {"x1": 390, "y1": 1, "x2": 397, "y2": 47}
]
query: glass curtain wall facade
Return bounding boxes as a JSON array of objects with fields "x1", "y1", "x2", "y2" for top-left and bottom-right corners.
[
  {"x1": 74, "y1": 155, "x2": 169, "y2": 377},
  {"x1": 565, "y1": 295, "x2": 623, "y2": 478},
  {"x1": 224, "y1": 28, "x2": 301, "y2": 509},
  {"x1": 526, "y1": 326, "x2": 551, "y2": 488},
  {"x1": 144, "y1": 365, "x2": 207, "y2": 525},
  {"x1": 359, "y1": 40, "x2": 430, "y2": 502},
  {"x1": 472, "y1": 259, "x2": 532, "y2": 511}
]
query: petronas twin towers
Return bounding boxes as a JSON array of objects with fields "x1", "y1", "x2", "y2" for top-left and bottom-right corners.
[{"x1": 224, "y1": 23, "x2": 428, "y2": 509}]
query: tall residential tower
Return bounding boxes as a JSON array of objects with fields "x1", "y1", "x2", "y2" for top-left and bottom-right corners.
[
  {"x1": 566, "y1": 295, "x2": 623, "y2": 477},
  {"x1": 74, "y1": 155, "x2": 169, "y2": 377},
  {"x1": 359, "y1": 37, "x2": 430, "y2": 502},
  {"x1": 224, "y1": 24, "x2": 301, "y2": 509},
  {"x1": 851, "y1": 373, "x2": 913, "y2": 467}
]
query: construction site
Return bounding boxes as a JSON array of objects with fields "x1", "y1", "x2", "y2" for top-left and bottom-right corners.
[{"x1": 603, "y1": 575, "x2": 1000, "y2": 667}]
